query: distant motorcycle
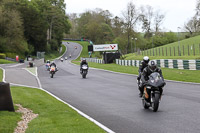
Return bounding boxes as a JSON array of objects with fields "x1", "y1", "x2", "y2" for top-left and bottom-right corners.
[
  {"x1": 49, "y1": 66, "x2": 56, "y2": 78},
  {"x1": 46, "y1": 63, "x2": 50, "y2": 71},
  {"x1": 81, "y1": 64, "x2": 88, "y2": 78},
  {"x1": 141, "y1": 72, "x2": 165, "y2": 112},
  {"x1": 60, "y1": 58, "x2": 64, "y2": 62}
]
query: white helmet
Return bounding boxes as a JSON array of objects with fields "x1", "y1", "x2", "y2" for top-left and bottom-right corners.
[{"x1": 143, "y1": 56, "x2": 149, "y2": 63}]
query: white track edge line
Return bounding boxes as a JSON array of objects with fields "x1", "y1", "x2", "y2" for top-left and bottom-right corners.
[
  {"x1": 22, "y1": 68, "x2": 36, "y2": 77},
  {"x1": 7, "y1": 83, "x2": 115, "y2": 133},
  {"x1": 0, "y1": 66, "x2": 115, "y2": 133}
]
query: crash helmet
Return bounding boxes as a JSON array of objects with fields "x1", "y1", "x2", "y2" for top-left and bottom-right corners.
[
  {"x1": 148, "y1": 60, "x2": 157, "y2": 72},
  {"x1": 143, "y1": 56, "x2": 149, "y2": 64},
  {"x1": 82, "y1": 59, "x2": 86, "y2": 63},
  {"x1": 46, "y1": 60, "x2": 50, "y2": 63}
]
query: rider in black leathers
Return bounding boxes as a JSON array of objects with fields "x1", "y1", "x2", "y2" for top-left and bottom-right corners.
[
  {"x1": 140, "y1": 60, "x2": 164, "y2": 97},
  {"x1": 138, "y1": 56, "x2": 149, "y2": 97},
  {"x1": 50, "y1": 61, "x2": 56, "y2": 68}
]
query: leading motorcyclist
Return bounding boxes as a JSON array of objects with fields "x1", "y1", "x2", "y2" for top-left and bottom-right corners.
[
  {"x1": 80, "y1": 59, "x2": 88, "y2": 73},
  {"x1": 50, "y1": 61, "x2": 58, "y2": 72},
  {"x1": 140, "y1": 60, "x2": 165, "y2": 97},
  {"x1": 137, "y1": 56, "x2": 150, "y2": 97}
]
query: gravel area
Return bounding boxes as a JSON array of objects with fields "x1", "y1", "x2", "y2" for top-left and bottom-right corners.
[{"x1": 14, "y1": 104, "x2": 38, "y2": 133}]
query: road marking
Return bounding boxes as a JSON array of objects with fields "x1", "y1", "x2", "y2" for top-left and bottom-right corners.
[
  {"x1": 8, "y1": 63, "x2": 23, "y2": 68},
  {"x1": 23, "y1": 68, "x2": 36, "y2": 76},
  {"x1": 0, "y1": 66, "x2": 115, "y2": 133},
  {"x1": 0, "y1": 66, "x2": 6, "y2": 82}
]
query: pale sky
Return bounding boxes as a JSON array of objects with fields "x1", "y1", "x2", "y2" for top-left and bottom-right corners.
[{"x1": 65, "y1": 0, "x2": 197, "y2": 32}]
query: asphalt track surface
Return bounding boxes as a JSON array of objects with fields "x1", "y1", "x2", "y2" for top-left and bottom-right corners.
[{"x1": 37, "y1": 42, "x2": 200, "y2": 133}]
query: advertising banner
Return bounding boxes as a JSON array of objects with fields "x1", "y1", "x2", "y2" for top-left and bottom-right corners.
[{"x1": 93, "y1": 44, "x2": 118, "y2": 51}]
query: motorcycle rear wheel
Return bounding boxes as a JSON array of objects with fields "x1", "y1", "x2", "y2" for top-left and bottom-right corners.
[{"x1": 142, "y1": 99, "x2": 149, "y2": 109}]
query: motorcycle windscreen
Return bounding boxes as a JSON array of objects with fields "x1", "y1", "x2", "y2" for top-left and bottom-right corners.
[{"x1": 148, "y1": 72, "x2": 164, "y2": 88}]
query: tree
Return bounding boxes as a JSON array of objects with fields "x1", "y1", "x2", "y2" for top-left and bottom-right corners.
[
  {"x1": 140, "y1": 5, "x2": 154, "y2": 38},
  {"x1": 154, "y1": 10, "x2": 165, "y2": 33},
  {"x1": 112, "y1": 16, "x2": 124, "y2": 37},
  {"x1": 122, "y1": 1, "x2": 140, "y2": 53},
  {"x1": 184, "y1": 16, "x2": 199, "y2": 35}
]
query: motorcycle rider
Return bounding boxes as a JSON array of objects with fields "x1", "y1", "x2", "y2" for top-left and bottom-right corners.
[
  {"x1": 137, "y1": 56, "x2": 150, "y2": 97},
  {"x1": 50, "y1": 61, "x2": 58, "y2": 71},
  {"x1": 140, "y1": 60, "x2": 165, "y2": 97},
  {"x1": 46, "y1": 60, "x2": 50, "y2": 64},
  {"x1": 80, "y1": 59, "x2": 88, "y2": 73}
]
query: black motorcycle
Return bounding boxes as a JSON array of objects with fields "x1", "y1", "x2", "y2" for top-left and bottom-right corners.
[
  {"x1": 81, "y1": 64, "x2": 88, "y2": 78},
  {"x1": 141, "y1": 72, "x2": 165, "y2": 112}
]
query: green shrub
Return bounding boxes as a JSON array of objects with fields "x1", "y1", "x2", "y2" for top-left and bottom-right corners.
[
  {"x1": 0, "y1": 53, "x2": 6, "y2": 59},
  {"x1": 5, "y1": 53, "x2": 17, "y2": 59}
]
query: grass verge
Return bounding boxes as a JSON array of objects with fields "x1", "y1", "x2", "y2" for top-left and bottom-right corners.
[
  {"x1": 45, "y1": 44, "x2": 66, "y2": 61},
  {"x1": 0, "y1": 59, "x2": 15, "y2": 64},
  {"x1": 63, "y1": 40, "x2": 101, "y2": 60},
  {"x1": 124, "y1": 54, "x2": 200, "y2": 60},
  {"x1": 0, "y1": 86, "x2": 105, "y2": 133},
  {"x1": 73, "y1": 61, "x2": 200, "y2": 83},
  {"x1": 0, "y1": 68, "x2": 2, "y2": 82}
]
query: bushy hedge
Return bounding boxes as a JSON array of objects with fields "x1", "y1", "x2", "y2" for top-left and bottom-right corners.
[{"x1": 0, "y1": 53, "x2": 6, "y2": 59}]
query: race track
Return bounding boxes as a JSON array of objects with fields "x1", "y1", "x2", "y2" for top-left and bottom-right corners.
[{"x1": 38, "y1": 42, "x2": 200, "y2": 133}]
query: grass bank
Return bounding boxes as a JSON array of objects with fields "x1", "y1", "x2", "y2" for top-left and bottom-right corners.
[
  {"x1": 124, "y1": 54, "x2": 200, "y2": 60},
  {"x1": 73, "y1": 61, "x2": 200, "y2": 83},
  {"x1": 45, "y1": 44, "x2": 66, "y2": 61},
  {"x1": 0, "y1": 59, "x2": 15, "y2": 64},
  {"x1": 63, "y1": 40, "x2": 101, "y2": 60},
  {"x1": 0, "y1": 86, "x2": 105, "y2": 133},
  {"x1": 125, "y1": 35, "x2": 200, "y2": 60},
  {"x1": 0, "y1": 68, "x2": 2, "y2": 82}
]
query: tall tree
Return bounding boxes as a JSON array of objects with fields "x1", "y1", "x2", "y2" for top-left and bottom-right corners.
[
  {"x1": 140, "y1": 5, "x2": 154, "y2": 38},
  {"x1": 122, "y1": 1, "x2": 140, "y2": 53}
]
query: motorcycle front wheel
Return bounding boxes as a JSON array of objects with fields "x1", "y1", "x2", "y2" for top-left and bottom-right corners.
[
  {"x1": 152, "y1": 93, "x2": 160, "y2": 112},
  {"x1": 51, "y1": 73, "x2": 54, "y2": 78}
]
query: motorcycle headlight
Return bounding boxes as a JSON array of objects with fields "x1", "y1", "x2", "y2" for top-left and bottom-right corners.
[{"x1": 151, "y1": 80, "x2": 155, "y2": 83}]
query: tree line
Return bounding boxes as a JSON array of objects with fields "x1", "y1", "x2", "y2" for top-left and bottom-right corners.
[
  {"x1": 0, "y1": 0, "x2": 70, "y2": 58},
  {"x1": 66, "y1": 1, "x2": 198, "y2": 54}
]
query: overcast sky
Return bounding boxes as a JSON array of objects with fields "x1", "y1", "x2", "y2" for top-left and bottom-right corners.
[{"x1": 65, "y1": 0, "x2": 197, "y2": 32}]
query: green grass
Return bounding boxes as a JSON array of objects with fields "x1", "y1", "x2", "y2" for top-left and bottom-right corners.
[
  {"x1": 45, "y1": 44, "x2": 66, "y2": 61},
  {"x1": 0, "y1": 86, "x2": 105, "y2": 133},
  {"x1": 0, "y1": 68, "x2": 2, "y2": 82},
  {"x1": 126, "y1": 35, "x2": 200, "y2": 60},
  {"x1": 124, "y1": 54, "x2": 200, "y2": 60},
  {"x1": 63, "y1": 40, "x2": 101, "y2": 60},
  {"x1": 73, "y1": 61, "x2": 200, "y2": 83},
  {"x1": 0, "y1": 59, "x2": 15, "y2": 64},
  {"x1": 0, "y1": 106, "x2": 21, "y2": 133}
]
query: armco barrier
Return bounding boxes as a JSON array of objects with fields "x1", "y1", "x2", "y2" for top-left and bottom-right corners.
[
  {"x1": 82, "y1": 57, "x2": 200, "y2": 70},
  {"x1": 115, "y1": 59, "x2": 200, "y2": 70}
]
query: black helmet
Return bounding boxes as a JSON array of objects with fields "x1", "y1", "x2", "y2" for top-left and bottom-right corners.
[
  {"x1": 143, "y1": 56, "x2": 149, "y2": 64},
  {"x1": 148, "y1": 60, "x2": 157, "y2": 72}
]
